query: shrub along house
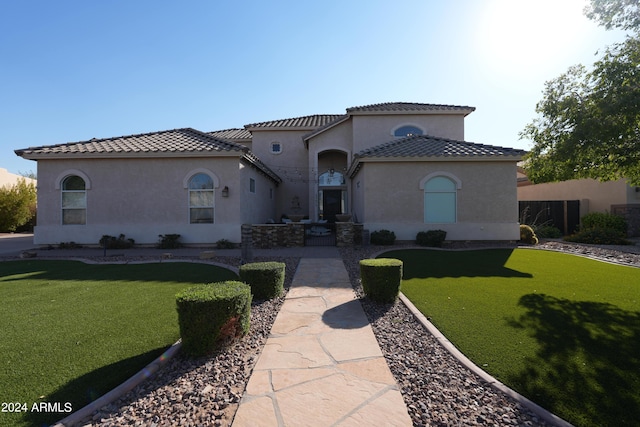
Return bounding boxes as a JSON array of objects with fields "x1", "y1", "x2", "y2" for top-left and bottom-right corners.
[{"x1": 15, "y1": 102, "x2": 526, "y2": 245}]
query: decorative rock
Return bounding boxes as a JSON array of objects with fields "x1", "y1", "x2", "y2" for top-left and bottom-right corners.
[{"x1": 199, "y1": 251, "x2": 216, "y2": 259}]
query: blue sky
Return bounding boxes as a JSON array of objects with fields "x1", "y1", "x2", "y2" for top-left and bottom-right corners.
[{"x1": 1, "y1": 0, "x2": 627, "y2": 175}]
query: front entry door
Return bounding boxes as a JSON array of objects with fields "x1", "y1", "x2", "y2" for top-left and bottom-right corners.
[{"x1": 322, "y1": 190, "x2": 342, "y2": 223}]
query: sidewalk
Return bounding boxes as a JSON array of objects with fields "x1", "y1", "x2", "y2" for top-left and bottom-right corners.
[{"x1": 232, "y1": 258, "x2": 412, "y2": 427}]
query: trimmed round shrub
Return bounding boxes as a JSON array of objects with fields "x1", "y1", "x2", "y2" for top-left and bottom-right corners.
[
  {"x1": 416, "y1": 229, "x2": 447, "y2": 247},
  {"x1": 239, "y1": 261, "x2": 286, "y2": 300},
  {"x1": 360, "y1": 258, "x2": 403, "y2": 303},
  {"x1": 176, "y1": 281, "x2": 251, "y2": 356},
  {"x1": 370, "y1": 229, "x2": 396, "y2": 245},
  {"x1": 520, "y1": 224, "x2": 538, "y2": 245},
  {"x1": 581, "y1": 212, "x2": 627, "y2": 237}
]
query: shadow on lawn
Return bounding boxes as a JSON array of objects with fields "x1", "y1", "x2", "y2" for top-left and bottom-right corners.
[
  {"x1": 507, "y1": 293, "x2": 640, "y2": 427},
  {"x1": 383, "y1": 249, "x2": 532, "y2": 279},
  {"x1": 24, "y1": 346, "x2": 171, "y2": 427},
  {"x1": 0, "y1": 260, "x2": 238, "y2": 284}
]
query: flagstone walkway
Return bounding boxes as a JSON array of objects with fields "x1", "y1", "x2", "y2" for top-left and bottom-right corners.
[{"x1": 232, "y1": 258, "x2": 412, "y2": 427}]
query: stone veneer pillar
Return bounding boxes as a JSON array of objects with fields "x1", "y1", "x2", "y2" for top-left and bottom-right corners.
[{"x1": 241, "y1": 224, "x2": 253, "y2": 263}]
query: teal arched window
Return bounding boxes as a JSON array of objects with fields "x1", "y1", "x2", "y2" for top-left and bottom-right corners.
[{"x1": 424, "y1": 176, "x2": 456, "y2": 223}]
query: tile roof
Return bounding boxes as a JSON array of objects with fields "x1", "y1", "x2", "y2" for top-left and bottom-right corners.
[
  {"x1": 241, "y1": 150, "x2": 282, "y2": 184},
  {"x1": 347, "y1": 102, "x2": 475, "y2": 114},
  {"x1": 15, "y1": 128, "x2": 283, "y2": 185},
  {"x1": 355, "y1": 135, "x2": 526, "y2": 159},
  {"x1": 244, "y1": 114, "x2": 344, "y2": 129},
  {"x1": 15, "y1": 128, "x2": 245, "y2": 157},
  {"x1": 208, "y1": 128, "x2": 252, "y2": 140}
]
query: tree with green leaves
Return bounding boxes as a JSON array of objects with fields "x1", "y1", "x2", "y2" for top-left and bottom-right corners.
[
  {"x1": 0, "y1": 178, "x2": 37, "y2": 232},
  {"x1": 521, "y1": 0, "x2": 640, "y2": 186}
]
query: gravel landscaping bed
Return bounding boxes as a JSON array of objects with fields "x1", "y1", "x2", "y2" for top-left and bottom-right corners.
[
  {"x1": 340, "y1": 241, "x2": 639, "y2": 426},
  {"x1": 340, "y1": 245, "x2": 555, "y2": 427},
  {"x1": 16, "y1": 241, "x2": 636, "y2": 426},
  {"x1": 71, "y1": 256, "x2": 299, "y2": 427}
]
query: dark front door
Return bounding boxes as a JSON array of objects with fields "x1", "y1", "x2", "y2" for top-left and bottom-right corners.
[{"x1": 322, "y1": 190, "x2": 342, "y2": 223}]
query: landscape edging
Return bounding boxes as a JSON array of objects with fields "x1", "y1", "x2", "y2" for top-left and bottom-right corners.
[
  {"x1": 398, "y1": 292, "x2": 574, "y2": 427},
  {"x1": 52, "y1": 340, "x2": 182, "y2": 427}
]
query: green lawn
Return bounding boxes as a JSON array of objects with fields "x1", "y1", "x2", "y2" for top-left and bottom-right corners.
[
  {"x1": 0, "y1": 260, "x2": 237, "y2": 427},
  {"x1": 381, "y1": 249, "x2": 640, "y2": 427}
]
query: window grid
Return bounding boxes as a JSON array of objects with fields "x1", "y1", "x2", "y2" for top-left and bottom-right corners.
[
  {"x1": 61, "y1": 175, "x2": 86, "y2": 225},
  {"x1": 188, "y1": 174, "x2": 214, "y2": 224}
]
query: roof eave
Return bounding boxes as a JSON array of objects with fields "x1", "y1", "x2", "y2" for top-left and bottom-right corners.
[
  {"x1": 348, "y1": 108, "x2": 476, "y2": 117},
  {"x1": 14, "y1": 151, "x2": 245, "y2": 160},
  {"x1": 352, "y1": 154, "x2": 524, "y2": 163}
]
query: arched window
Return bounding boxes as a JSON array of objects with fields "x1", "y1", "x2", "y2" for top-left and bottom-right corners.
[
  {"x1": 318, "y1": 169, "x2": 345, "y2": 186},
  {"x1": 394, "y1": 125, "x2": 424, "y2": 137},
  {"x1": 188, "y1": 173, "x2": 214, "y2": 223},
  {"x1": 424, "y1": 176, "x2": 457, "y2": 223},
  {"x1": 62, "y1": 175, "x2": 86, "y2": 225}
]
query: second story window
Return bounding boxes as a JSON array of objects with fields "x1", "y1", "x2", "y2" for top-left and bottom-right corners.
[{"x1": 394, "y1": 125, "x2": 424, "y2": 137}]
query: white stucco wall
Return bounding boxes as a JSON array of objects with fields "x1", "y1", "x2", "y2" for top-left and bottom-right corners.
[
  {"x1": 354, "y1": 160, "x2": 520, "y2": 241},
  {"x1": 33, "y1": 156, "x2": 247, "y2": 245}
]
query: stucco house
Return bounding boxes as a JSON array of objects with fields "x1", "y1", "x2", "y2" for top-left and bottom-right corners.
[{"x1": 15, "y1": 102, "x2": 526, "y2": 245}]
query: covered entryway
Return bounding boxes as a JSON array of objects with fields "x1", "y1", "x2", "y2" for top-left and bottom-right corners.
[{"x1": 316, "y1": 150, "x2": 348, "y2": 223}]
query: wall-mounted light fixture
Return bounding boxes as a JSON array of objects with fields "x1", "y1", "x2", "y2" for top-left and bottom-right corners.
[{"x1": 222, "y1": 186, "x2": 229, "y2": 197}]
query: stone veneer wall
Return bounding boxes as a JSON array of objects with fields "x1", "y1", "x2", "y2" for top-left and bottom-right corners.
[
  {"x1": 612, "y1": 204, "x2": 640, "y2": 237},
  {"x1": 336, "y1": 222, "x2": 363, "y2": 247},
  {"x1": 245, "y1": 222, "x2": 362, "y2": 248},
  {"x1": 250, "y1": 223, "x2": 305, "y2": 248}
]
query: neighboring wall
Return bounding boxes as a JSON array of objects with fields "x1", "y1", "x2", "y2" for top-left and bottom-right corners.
[
  {"x1": 517, "y1": 178, "x2": 633, "y2": 213},
  {"x1": 0, "y1": 167, "x2": 36, "y2": 187},
  {"x1": 34, "y1": 157, "x2": 245, "y2": 245}
]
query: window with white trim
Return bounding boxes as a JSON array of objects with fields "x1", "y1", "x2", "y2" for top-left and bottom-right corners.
[
  {"x1": 188, "y1": 173, "x2": 214, "y2": 223},
  {"x1": 62, "y1": 175, "x2": 87, "y2": 225},
  {"x1": 424, "y1": 176, "x2": 456, "y2": 223}
]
